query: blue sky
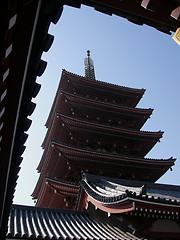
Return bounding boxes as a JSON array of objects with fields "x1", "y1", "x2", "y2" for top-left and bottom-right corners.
[{"x1": 14, "y1": 5, "x2": 180, "y2": 205}]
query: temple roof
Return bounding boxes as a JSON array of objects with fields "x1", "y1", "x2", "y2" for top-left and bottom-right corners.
[
  {"x1": 57, "y1": 111, "x2": 163, "y2": 139},
  {"x1": 7, "y1": 204, "x2": 144, "y2": 240},
  {"x1": 61, "y1": 88, "x2": 153, "y2": 115},
  {"x1": 81, "y1": 174, "x2": 180, "y2": 206},
  {"x1": 62, "y1": 70, "x2": 146, "y2": 94},
  {"x1": 52, "y1": 140, "x2": 175, "y2": 166},
  {"x1": 35, "y1": 177, "x2": 79, "y2": 209},
  {"x1": 34, "y1": 140, "x2": 175, "y2": 183}
]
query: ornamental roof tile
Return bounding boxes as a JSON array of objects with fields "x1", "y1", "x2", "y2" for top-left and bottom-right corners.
[
  {"x1": 81, "y1": 174, "x2": 180, "y2": 205},
  {"x1": 7, "y1": 204, "x2": 144, "y2": 240}
]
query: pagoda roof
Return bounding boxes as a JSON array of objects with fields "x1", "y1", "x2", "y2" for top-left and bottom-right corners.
[
  {"x1": 80, "y1": 174, "x2": 180, "y2": 213},
  {"x1": 52, "y1": 140, "x2": 175, "y2": 167},
  {"x1": 58, "y1": 111, "x2": 162, "y2": 139},
  {"x1": 61, "y1": 88, "x2": 153, "y2": 116},
  {"x1": 51, "y1": 141, "x2": 175, "y2": 182},
  {"x1": 35, "y1": 177, "x2": 79, "y2": 209},
  {"x1": 7, "y1": 204, "x2": 144, "y2": 240},
  {"x1": 62, "y1": 70, "x2": 146, "y2": 95}
]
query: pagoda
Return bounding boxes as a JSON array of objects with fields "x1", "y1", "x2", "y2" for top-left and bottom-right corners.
[{"x1": 32, "y1": 51, "x2": 179, "y2": 239}]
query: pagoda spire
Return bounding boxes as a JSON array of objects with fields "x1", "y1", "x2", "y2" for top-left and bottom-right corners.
[{"x1": 84, "y1": 50, "x2": 96, "y2": 80}]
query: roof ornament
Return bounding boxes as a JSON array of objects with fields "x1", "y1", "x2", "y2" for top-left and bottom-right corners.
[{"x1": 84, "y1": 50, "x2": 96, "y2": 80}]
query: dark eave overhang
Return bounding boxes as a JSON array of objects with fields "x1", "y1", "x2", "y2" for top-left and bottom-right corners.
[
  {"x1": 65, "y1": 0, "x2": 180, "y2": 34},
  {"x1": 0, "y1": 0, "x2": 63, "y2": 238}
]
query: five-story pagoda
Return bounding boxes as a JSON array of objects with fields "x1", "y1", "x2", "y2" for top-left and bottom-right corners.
[
  {"x1": 32, "y1": 50, "x2": 175, "y2": 210},
  {"x1": 31, "y1": 51, "x2": 180, "y2": 239}
]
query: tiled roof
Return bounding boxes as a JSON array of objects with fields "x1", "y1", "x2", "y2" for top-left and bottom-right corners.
[
  {"x1": 52, "y1": 140, "x2": 175, "y2": 164},
  {"x1": 7, "y1": 204, "x2": 144, "y2": 240},
  {"x1": 81, "y1": 174, "x2": 180, "y2": 205},
  {"x1": 62, "y1": 70, "x2": 146, "y2": 94},
  {"x1": 57, "y1": 111, "x2": 163, "y2": 137},
  {"x1": 61, "y1": 89, "x2": 153, "y2": 113}
]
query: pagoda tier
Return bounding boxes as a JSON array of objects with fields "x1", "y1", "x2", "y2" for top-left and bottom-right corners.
[
  {"x1": 42, "y1": 90, "x2": 153, "y2": 150},
  {"x1": 42, "y1": 112, "x2": 163, "y2": 160},
  {"x1": 60, "y1": 70, "x2": 145, "y2": 107},
  {"x1": 79, "y1": 174, "x2": 180, "y2": 239},
  {"x1": 32, "y1": 139, "x2": 175, "y2": 200},
  {"x1": 35, "y1": 177, "x2": 79, "y2": 210},
  {"x1": 45, "y1": 70, "x2": 146, "y2": 130},
  {"x1": 38, "y1": 110, "x2": 163, "y2": 173}
]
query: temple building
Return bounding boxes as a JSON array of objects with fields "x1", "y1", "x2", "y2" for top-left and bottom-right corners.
[{"x1": 13, "y1": 51, "x2": 178, "y2": 239}]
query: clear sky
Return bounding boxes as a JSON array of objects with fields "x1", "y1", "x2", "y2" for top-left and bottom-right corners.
[{"x1": 14, "y1": 5, "x2": 180, "y2": 205}]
